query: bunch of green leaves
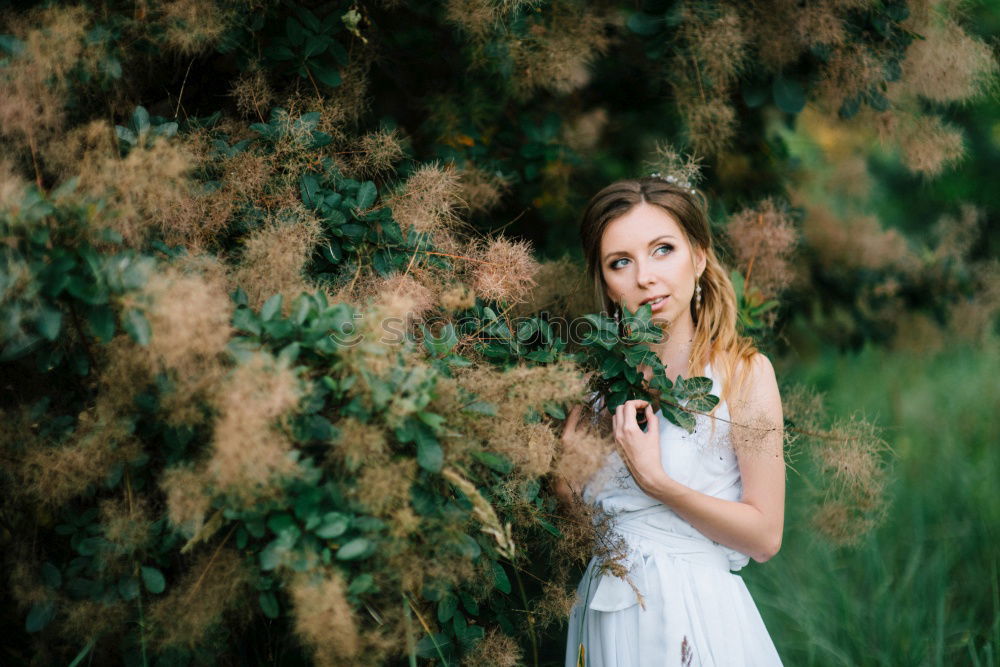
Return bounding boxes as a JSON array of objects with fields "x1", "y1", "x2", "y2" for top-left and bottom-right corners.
[
  {"x1": 0, "y1": 183, "x2": 153, "y2": 371},
  {"x1": 114, "y1": 106, "x2": 178, "y2": 153},
  {"x1": 260, "y1": 3, "x2": 353, "y2": 88},
  {"x1": 732, "y1": 270, "x2": 780, "y2": 334},
  {"x1": 457, "y1": 303, "x2": 567, "y2": 368},
  {"x1": 299, "y1": 159, "x2": 434, "y2": 280},
  {"x1": 577, "y1": 304, "x2": 719, "y2": 432}
]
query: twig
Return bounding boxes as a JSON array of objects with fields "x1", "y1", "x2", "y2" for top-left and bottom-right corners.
[
  {"x1": 742, "y1": 213, "x2": 766, "y2": 291},
  {"x1": 403, "y1": 595, "x2": 417, "y2": 667},
  {"x1": 404, "y1": 593, "x2": 449, "y2": 665},
  {"x1": 512, "y1": 565, "x2": 539, "y2": 667},
  {"x1": 174, "y1": 58, "x2": 195, "y2": 120},
  {"x1": 187, "y1": 525, "x2": 236, "y2": 598},
  {"x1": 67, "y1": 301, "x2": 97, "y2": 372},
  {"x1": 303, "y1": 64, "x2": 322, "y2": 98},
  {"x1": 27, "y1": 131, "x2": 44, "y2": 190}
]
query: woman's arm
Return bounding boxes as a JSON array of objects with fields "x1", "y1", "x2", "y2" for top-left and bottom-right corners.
[{"x1": 613, "y1": 354, "x2": 785, "y2": 563}]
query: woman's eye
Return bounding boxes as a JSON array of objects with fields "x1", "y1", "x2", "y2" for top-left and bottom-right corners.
[
  {"x1": 609, "y1": 258, "x2": 629, "y2": 270},
  {"x1": 654, "y1": 244, "x2": 674, "y2": 256}
]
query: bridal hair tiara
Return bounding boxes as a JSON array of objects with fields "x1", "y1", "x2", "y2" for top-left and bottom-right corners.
[{"x1": 649, "y1": 172, "x2": 696, "y2": 195}]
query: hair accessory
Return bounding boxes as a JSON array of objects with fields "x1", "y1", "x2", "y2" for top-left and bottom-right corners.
[{"x1": 649, "y1": 171, "x2": 696, "y2": 195}]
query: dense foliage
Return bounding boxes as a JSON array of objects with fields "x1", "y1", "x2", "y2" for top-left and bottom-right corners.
[{"x1": 2, "y1": 0, "x2": 996, "y2": 665}]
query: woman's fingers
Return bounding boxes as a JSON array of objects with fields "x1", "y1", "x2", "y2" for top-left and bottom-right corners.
[
  {"x1": 562, "y1": 404, "x2": 583, "y2": 438},
  {"x1": 623, "y1": 401, "x2": 637, "y2": 430}
]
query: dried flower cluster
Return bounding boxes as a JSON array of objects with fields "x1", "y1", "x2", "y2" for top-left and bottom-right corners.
[
  {"x1": 725, "y1": 198, "x2": 799, "y2": 300},
  {"x1": 782, "y1": 384, "x2": 892, "y2": 545}
]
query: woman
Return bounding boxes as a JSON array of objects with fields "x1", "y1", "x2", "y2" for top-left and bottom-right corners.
[{"x1": 556, "y1": 176, "x2": 785, "y2": 666}]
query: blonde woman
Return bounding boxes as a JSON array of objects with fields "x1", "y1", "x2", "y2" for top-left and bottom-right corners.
[{"x1": 557, "y1": 177, "x2": 785, "y2": 666}]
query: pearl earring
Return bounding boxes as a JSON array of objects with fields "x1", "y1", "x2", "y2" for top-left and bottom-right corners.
[{"x1": 695, "y1": 281, "x2": 702, "y2": 310}]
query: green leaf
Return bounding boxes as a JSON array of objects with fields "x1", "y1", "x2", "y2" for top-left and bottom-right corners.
[
  {"x1": 41, "y1": 562, "x2": 62, "y2": 589},
  {"x1": 462, "y1": 400, "x2": 497, "y2": 416},
  {"x1": 416, "y1": 434, "x2": 444, "y2": 473},
  {"x1": 537, "y1": 517, "x2": 561, "y2": 537},
  {"x1": 231, "y1": 286, "x2": 249, "y2": 306},
  {"x1": 267, "y1": 513, "x2": 297, "y2": 536},
  {"x1": 683, "y1": 377, "x2": 713, "y2": 394},
  {"x1": 278, "y1": 342, "x2": 301, "y2": 364},
  {"x1": 544, "y1": 401, "x2": 566, "y2": 419},
  {"x1": 348, "y1": 573, "x2": 376, "y2": 595},
  {"x1": 0, "y1": 35, "x2": 26, "y2": 55},
  {"x1": 686, "y1": 394, "x2": 720, "y2": 412},
  {"x1": 86, "y1": 305, "x2": 115, "y2": 342},
  {"x1": 67, "y1": 640, "x2": 95, "y2": 667},
  {"x1": 264, "y1": 44, "x2": 295, "y2": 61},
  {"x1": 262, "y1": 318, "x2": 294, "y2": 340},
  {"x1": 293, "y1": 5, "x2": 322, "y2": 32},
  {"x1": 438, "y1": 594, "x2": 457, "y2": 622},
  {"x1": 259, "y1": 591, "x2": 280, "y2": 619},
  {"x1": 356, "y1": 181, "x2": 377, "y2": 209},
  {"x1": 773, "y1": 75, "x2": 806, "y2": 114},
  {"x1": 261, "y1": 294, "x2": 283, "y2": 322},
  {"x1": 118, "y1": 576, "x2": 140, "y2": 601},
  {"x1": 471, "y1": 450, "x2": 512, "y2": 474},
  {"x1": 491, "y1": 560, "x2": 511, "y2": 594},
  {"x1": 663, "y1": 405, "x2": 697, "y2": 433},
  {"x1": 460, "y1": 591, "x2": 479, "y2": 615},
  {"x1": 36, "y1": 307, "x2": 63, "y2": 341},
  {"x1": 742, "y1": 78, "x2": 769, "y2": 108},
  {"x1": 285, "y1": 17, "x2": 306, "y2": 46},
  {"x1": 300, "y1": 173, "x2": 320, "y2": 206},
  {"x1": 122, "y1": 309, "x2": 151, "y2": 346},
  {"x1": 328, "y1": 40, "x2": 349, "y2": 66},
  {"x1": 315, "y1": 512, "x2": 349, "y2": 539},
  {"x1": 626, "y1": 11, "x2": 662, "y2": 36},
  {"x1": 140, "y1": 566, "x2": 166, "y2": 594},
  {"x1": 336, "y1": 537, "x2": 371, "y2": 560},
  {"x1": 132, "y1": 106, "x2": 150, "y2": 133},
  {"x1": 456, "y1": 533, "x2": 481, "y2": 559},
  {"x1": 341, "y1": 223, "x2": 366, "y2": 239},
  {"x1": 232, "y1": 307, "x2": 261, "y2": 335},
  {"x1": 291, "y1": 295, "x2": 312, "y2": 325},
  {"x1": 415, "y1": 632, "x2": 454, "y2": 659},
  {"x1": 259, "y1": 540, "x2": 284, "y2": 571},
  {"x1": 312, "y1": 64, "x2": 341, "y2": 87},
  {"x1": 25, "y1": 600, "x2": 55, "y2": 633}
]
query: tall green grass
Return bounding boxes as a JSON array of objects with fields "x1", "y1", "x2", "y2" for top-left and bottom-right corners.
[{"x1": 745, "y1": 341, "x2": 1000, "y2": 666}]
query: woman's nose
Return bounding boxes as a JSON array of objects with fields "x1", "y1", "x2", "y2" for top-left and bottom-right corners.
[{"x1": 635, "y1": 261, "x2": 656, "y2": 286}]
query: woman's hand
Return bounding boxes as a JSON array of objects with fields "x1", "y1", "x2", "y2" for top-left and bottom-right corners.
[{"x1": 612, "y1": 399, "x2": 668, "y2": 493}]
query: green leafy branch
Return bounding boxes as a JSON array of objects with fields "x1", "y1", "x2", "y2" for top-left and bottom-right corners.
[{"x1": 577, "y1": 303, "x2": 719, "y2": 433}]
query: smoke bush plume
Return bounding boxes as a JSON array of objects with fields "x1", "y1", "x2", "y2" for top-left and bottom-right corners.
[{"x1": 726, "y1": 198, "x2": 799, "y2": 299}]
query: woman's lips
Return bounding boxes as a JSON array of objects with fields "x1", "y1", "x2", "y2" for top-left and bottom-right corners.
[{"x1": 640, "y1": 295, "x2": 669, "y2": 312}]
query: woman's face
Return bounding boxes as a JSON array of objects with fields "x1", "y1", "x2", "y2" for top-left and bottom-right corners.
[{"x1": 599, "y1": 201, "x2": 706, "y2": 326}]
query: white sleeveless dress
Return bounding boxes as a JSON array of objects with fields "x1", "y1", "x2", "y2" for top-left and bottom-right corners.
[{"x1": 565, "y1": 362, "x2": 782, "y2": 666}]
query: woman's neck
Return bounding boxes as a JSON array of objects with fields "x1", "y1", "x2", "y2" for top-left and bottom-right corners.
[{"x1": 652, "y1": 315, "x2": 698, "y2": 378}]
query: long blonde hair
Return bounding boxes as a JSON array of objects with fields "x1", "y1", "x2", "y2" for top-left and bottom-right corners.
[{"x1": 579, "y1": 177, "x2": 757, "y2": 408}]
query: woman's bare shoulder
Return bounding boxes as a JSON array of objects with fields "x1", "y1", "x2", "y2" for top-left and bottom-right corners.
[{"x1": 742, "y1": 352, "x2": 781, "y2": 412}]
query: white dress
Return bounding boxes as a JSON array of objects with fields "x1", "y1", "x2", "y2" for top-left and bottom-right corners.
[{"x1": 565, "y1": 362, "x2": 782, "y2": 667}]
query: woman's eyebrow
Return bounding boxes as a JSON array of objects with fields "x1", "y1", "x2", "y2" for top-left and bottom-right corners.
[{"x1": 602, "y1": 235, "x2": 679, "y2": 263}]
